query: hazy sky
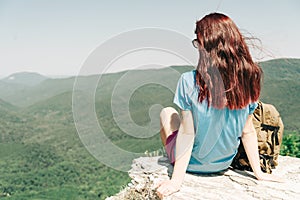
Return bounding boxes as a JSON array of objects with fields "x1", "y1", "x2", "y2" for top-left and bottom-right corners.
[{"x1": 1, "y1": 0, "x2": 299, "y2": 76}]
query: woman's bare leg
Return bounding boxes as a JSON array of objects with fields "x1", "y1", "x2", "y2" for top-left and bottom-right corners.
[{"x1": 160, "y1": 107, "x2": 181, "y2": 146}]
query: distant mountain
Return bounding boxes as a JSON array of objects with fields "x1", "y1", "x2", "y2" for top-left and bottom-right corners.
[
  {"x1": 0, "y1": 98, "x2": 17, "y2": 111},
  {"x1": 0, "y1": 75, "x2": 74, "y2": 107},
  {"x1": 259, "y1": 58, "x2": 300, "y2": 131},
  {"x1": 259, "y1": 58, "x2": 300, "y2": 80},
  {"x1": 0, "y1": 58, "x2": 299, "y2": 130},
  {"x1": 23, "y1": 91, "x2": 73, "y2": 117},
  {"x1": 0, "y1": 98, "x2": 19, "y2": 126},
  {"x1": 1, "y1": 72, "x2": 48, "y2": 87}
]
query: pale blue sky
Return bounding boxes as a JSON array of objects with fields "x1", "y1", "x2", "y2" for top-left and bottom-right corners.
[{"x1": 1, "y1": 0, "x2": 299, "y2": 76}]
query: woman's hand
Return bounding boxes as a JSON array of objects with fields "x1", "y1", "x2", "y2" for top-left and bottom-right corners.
[
  {"x1": 255, "y1": 171, "x2": 285, "y2": 183},
  {"x1": 156, "y1": 179, "x2": 181, "y2": 199}
]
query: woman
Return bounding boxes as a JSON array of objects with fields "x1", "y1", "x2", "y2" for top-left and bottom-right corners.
[{"x1": 156, "y1": 13, "x2": 283, "y2": 198}]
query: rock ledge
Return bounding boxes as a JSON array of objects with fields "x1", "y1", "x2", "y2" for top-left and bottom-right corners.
[{"x1": 106, "y1": 156, "x2": 300, "y2": 200}]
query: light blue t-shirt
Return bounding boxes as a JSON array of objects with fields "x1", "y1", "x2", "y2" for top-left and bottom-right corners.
[{"x1": 173, "y1": 70, "x2": 258, "y2": 173}]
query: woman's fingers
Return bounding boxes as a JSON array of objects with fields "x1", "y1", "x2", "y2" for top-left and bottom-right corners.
[
  {"x1": 156, "y1": 182, "x2": 171, "y2": 199},
  {"x1": 156, "y1": 185, "x2": 168, "y2": 199},
  {"x1": 155, "y1": 180, "x2": 168, "y2": 188},
  {"x1": 156, "y1": 180, "x2": 180, "y2": 199},
  {"x1": 268, "y1": 174, "x2": 286, "y2": 183},
  {"x1": 257, "y1": 173, "x2": 286, "y2": 183}
]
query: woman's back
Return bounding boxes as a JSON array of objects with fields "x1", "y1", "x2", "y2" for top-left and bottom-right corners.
[{"x1": 174, "y1": 70, "x2": 257, "y2": 172}]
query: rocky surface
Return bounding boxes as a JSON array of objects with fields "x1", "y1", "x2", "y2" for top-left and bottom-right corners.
[{"x1": 106, "y1": 156, "x2": 300, "y2": 200}]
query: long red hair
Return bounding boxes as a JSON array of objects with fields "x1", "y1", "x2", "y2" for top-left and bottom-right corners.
[{"x1": 195, "y1": 13, "x2": 262, "y2": 109}]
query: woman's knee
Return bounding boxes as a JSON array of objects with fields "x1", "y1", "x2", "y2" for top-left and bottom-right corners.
[
  {"x1": 160, "y1": 107, "x2": 178, "y2": 120},
  {"x1": 160, "y1": 107, "x2": 180, "y2": 130}
]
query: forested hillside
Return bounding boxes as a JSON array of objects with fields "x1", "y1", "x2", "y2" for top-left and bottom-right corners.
[{"x1": 0, "y1": 58, "x2": 299, "y2": 199}]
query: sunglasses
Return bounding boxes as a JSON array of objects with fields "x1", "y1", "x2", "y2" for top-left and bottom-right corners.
[{"x1": 192, "y1": 39, "x2": 199, "y2": 48}]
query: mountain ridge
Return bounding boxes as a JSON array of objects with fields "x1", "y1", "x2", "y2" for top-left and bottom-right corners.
[{"x1": 1, "y1": 72, "x2": 48, "y2": 87}]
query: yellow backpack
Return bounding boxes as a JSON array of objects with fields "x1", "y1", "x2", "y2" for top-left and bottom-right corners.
[{"x1": 231, "y1": 101, "x2": 284, "y2": 173}]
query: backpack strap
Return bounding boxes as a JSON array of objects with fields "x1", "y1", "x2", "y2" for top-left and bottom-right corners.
[
  {"x1": 261, "y1": 124, "x2": 280, "y2": 145},
  {"x1": 259, "y1": 101, "x2": 265, "y2": 124}
]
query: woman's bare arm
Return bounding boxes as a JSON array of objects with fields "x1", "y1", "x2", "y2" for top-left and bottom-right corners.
[
  {"x1": 242, "y1": 115, "x2": 284, "y2": 182},
  {"x1": 171, "y1": 110, "x2": 195, "y2": 183},
  {"x1": 156, "y1": 110, "x2": 195, "y2": 198}
]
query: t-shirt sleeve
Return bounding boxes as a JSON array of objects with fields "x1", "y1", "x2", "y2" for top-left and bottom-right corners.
[
  {"x1": 248, "y1": 102, "x2": 258, "y2": 115},
  {"x1": 173, "y1": 74, "x2": 192, "y2": 110}
]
